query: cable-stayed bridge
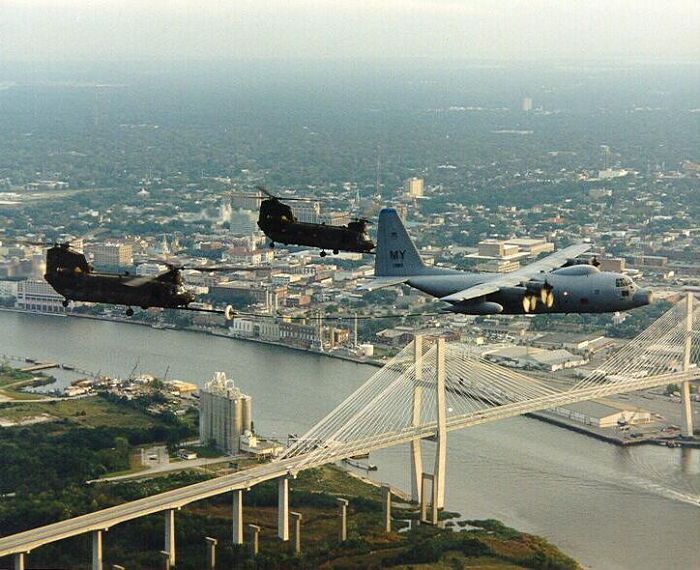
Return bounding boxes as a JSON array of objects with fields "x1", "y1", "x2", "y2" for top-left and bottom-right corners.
[{"x1": 1, "y1": 293, "x2": 698, "y2": 569}]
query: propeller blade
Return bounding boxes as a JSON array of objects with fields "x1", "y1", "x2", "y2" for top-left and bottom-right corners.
[
  {"x1": 546, "y1": 290, "x2": 555, "y2": 308},
  {"x1": 522, "y1": 295, "x2": 531, "y2": 313},
  {"x1": 540, "y1": 288, "x2": 549, "y2": 304}
]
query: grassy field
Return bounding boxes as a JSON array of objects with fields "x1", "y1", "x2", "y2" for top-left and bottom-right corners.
[
  {"x1": 0, "y1": 366, "x2": 49, "y2": 400},
  {"x1": 0, "y1": 396, "x2": 161, "y2": 428}
]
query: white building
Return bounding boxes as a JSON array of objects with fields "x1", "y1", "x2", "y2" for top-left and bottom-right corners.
[
  {"x1": 199, "y1": 372, "x2": 253, "y2": 454},
  {"x1": 551, "y1": 401, "x2": 652, "y2": 429},
  {"x1": 85, "y1": 243, "x2": 133, "y2": 266},
  {"x1": 229, "y1": 208, "x2": 259, "y2": 236},
  {"x1": 294, "y1": 201, "x2": 321, "y2": 223},
  {"x1": 404, "y1": 177, "x2": 424, "y2": 198},
  {"x1": 229, "y1": 318, "x2": 255, "y2": 338},
  {"x1": 16, "y1": 279, "x2": 66, "y2": 313}
]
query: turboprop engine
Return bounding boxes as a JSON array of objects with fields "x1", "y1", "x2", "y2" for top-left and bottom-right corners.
[
  {"x1": 501, "y1": 283, "x2": 554, "y2": 314},
  {"x1": 523, "y1": 280, "x2": 555, "y2": 310},
  {"x1": 443, "y1": 301, "x2": 504, "y2": 315}
]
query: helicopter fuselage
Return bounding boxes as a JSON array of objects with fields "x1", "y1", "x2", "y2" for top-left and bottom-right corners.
[
  {"x1": 257, "y1": 199, "x2": 374, "y2": 254},
  {"x1": 45, "y1": 269, "x2": 195, "y2": 309}
]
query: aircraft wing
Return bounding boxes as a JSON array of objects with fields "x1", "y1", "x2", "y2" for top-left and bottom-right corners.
[
  {"x1": 507, "y1": 243, "x2": 592, "y2": 276},
  {"x1": 356, "y1": 276, "x2": 409, "y2": 292},
  {"x1": 439, "y1": 243, "x2": 591, "y2": 303}
]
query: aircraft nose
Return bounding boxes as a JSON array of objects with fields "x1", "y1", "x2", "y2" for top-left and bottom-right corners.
[{"x1": 633, "y1": 289, "x2": 652, "y2": 306}]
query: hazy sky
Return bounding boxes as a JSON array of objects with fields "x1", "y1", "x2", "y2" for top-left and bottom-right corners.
[{"x1": 1, "y1": 0, "x2": 698, "y2": 63}]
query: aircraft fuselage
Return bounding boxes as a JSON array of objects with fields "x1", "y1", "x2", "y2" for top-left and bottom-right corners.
[{"x1": 408, "y1": 266, "x2": 651, "y2": 315}]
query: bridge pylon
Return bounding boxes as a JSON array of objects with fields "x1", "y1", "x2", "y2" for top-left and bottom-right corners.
[
  {"x1": 433, "y1": 337, "x2": 447, "y2": 510},
  {"x1": 410, "y1": 335, "x2": 424, "y2": 502},
  {"x1": 681, "y1": 291, "x2": 695, "y2": 437}
]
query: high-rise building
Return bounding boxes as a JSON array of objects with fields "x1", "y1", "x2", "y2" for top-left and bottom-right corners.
[
  {"x1": 293, "y1": 201, "x2": 321, "y2": 223},
  {"x1": 229, "y1": 208, "x2": 259, "y2": 236},
  {"x1": 85, "y1": 243, "x2": 133, "y2": 266},
  {"x1": 220, "y1": 200, "x2": 233, "y2": 223},
  {"x1": 522, "y1": 97, "x2": 533, "y2": 112},
  {"x1": 199, "y1": 372, "x2": 253, "y2": 454},
  {"x1": 404, "y1": 177, "x2": 424, "y2": 198}
]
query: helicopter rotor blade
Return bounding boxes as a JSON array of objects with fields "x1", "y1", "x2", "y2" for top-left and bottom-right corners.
[
  {"x1": 255, "y1": 185, "x2": 276, "y2": 199},
  {"x1": 11, "y1": 238, "x2": 57, "y2": 247},
  {"x1": 78, "y1": 227, "x2": 107, "y2": 242},
  {"x1": 253, "y1": 185, "x2": 324, "y2": 202},
  {"x1": 184, "y1": 265, "x2": 260, "y2": 272}
]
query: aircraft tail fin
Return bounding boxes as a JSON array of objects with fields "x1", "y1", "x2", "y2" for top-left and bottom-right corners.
[{"x1": 375, "y1": 208, "x2": 426, "y2": 277}]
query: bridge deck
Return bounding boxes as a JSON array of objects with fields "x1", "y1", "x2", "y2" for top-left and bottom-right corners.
[{"x1": 1, "y1": 369, "x2": 695, "y2": 558}]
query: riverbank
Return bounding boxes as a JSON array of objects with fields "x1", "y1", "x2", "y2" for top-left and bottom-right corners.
[
  {"x1": 4, "y1": 308, "x2": 695, "y2": 451},
  {"x1": 2, "y1": 308, "x2": 698, "y2": 570},
  {"x1": 0, "y1": 307, "x2": 385, "y2": 368}
]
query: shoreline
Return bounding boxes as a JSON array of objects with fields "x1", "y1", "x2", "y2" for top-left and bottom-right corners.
[
  {"x1": 3, "y1": 307, "x2": 695, "y2": 450},
  {"x1": 0, "y1": 307, "x2": 384, "y2": 368}
]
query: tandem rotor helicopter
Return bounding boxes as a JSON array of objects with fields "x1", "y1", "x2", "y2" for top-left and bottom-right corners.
[
  {"x1": 245, "y1": 186, "x2": 375, "y2": 257},
  {"x1": 23, "y1": 237, "x2": 255, "y2": 319}
]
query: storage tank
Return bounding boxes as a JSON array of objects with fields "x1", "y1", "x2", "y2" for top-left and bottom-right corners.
[
  {"x1": 358, "y1": 343, "x2": 374, "y2": 357},
  {"x1": 241, "y1": 395, "x2": 253, "y2": 433}
]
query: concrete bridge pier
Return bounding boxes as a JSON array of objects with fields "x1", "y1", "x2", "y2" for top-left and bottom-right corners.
[
  {"x1": 290, "y1": 511, "x2": 302, "y2": 555},
  {"x1": 232, "y1": 489, "x2": 243, "y2": 544},
  {"x1": 337, "y1": 498, "x2": 349, "y2": 542},
  {"x1": 681, "y1": 292, "x2": 695, "y2": 438},
  {"x1": 419, "y1": 473, "x2": 430, "y2": 523},
  {"x1": 13, "y1": 552, "x2": 25, "y2": 570},
  {"x1": 205, "y1": 536, "x2": 217, "y2": 569},
  {"x1": 163, "y1": 509, "x2": 176, "y2": 568},
  {"x1": 159, "y1": 551, "x2": 170, "y2": 570},
  {"x1": 381, "y1": 485, "x2": 392, "y2": 533},
  {"x1": 91, "y1": 530, "x2": 104, "y2": 570},
  {"x1": 277, "y1": 476, "x2": 289, "y2": 541},
  {"x1": 247, "y1": 524, "x2": 260, "y2": 556}
]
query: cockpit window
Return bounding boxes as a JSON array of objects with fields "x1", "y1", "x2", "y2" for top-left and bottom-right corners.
[{"x1": 615, "y1": 277, "x2": 633, "y2": 287}]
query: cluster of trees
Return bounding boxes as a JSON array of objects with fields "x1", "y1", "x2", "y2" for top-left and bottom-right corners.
[{"x1": 388, "y1": 519, "x2": 579, "y2": 570}]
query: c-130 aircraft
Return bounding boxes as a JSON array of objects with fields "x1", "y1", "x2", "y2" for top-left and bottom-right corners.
[{"x1": 359, "y1": 208, "x2": 652, "y2": 315}]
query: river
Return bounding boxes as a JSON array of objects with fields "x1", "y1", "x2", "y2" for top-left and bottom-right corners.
[{"x1": 1, "y1": 311, "x2": 698, "y2": 570}]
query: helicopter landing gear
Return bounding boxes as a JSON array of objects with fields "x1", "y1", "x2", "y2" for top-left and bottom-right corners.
[
  {"x1": 333, "y1": 249, "x2": 339, "y2": 255},
  {"x1": 125, "y1": 307, "x2": 134, "y2": 317},
  {"x1": 320, "y1": 250, "x2": 327, "y2": 258},
  {"x1": 269, "y1": 242, "x2": 275, "y2": 249},
  {"x1": 61, "y1": 299, "x2": 69, "y2": 307}
]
